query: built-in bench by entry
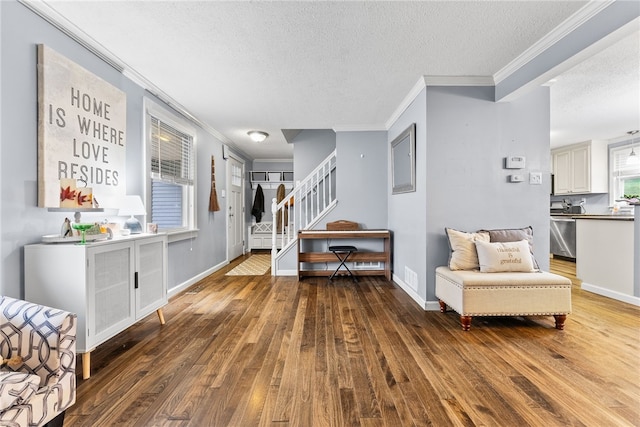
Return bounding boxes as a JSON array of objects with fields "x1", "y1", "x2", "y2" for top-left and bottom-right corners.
[
  {"x1": 435, "y1": 266, "x2": 572, "y2": 331},
  {"x1": 437, "y1": 226, "x2": 572, "y2": 331}
]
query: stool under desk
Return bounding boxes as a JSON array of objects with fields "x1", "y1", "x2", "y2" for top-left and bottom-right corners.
[{"x1": 297, "y1": 229, "x2": 392, "y2": 280}]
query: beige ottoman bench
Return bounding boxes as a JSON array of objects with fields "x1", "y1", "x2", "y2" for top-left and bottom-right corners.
[{"x1": 435, "y1": 266, "x2": 572, "y2": 331}]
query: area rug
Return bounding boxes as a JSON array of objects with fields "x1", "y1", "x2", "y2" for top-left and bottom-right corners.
[{"x1": 225, "y1": 254, "x2": 271, "y2": 276}]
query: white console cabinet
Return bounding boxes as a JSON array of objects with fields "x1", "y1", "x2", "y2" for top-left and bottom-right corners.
[{"x1": 25, "y1": 233, "x2": 167, "y2": 379}]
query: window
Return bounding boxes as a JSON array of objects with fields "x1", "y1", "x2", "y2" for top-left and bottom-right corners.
[
  {"x1": 231, "y1": 162, "x2": 242, "y2": 187},
  {"x1": 610, "y1": 142, "x2": 640, "y2": 203},
  {"x1": 146, "y1": 103, "x2": 196, "y2": 234}
]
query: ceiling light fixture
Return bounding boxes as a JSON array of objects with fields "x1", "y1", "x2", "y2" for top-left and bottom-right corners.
[
  {"x1": 627, "y1": 130, "x2": 639, "y2": 166},
  {"x1": 248, "y1": 130, "x2": 269, "y2": 143}
]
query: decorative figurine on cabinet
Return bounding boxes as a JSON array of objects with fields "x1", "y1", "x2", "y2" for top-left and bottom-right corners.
[{"x1": 61, "y1": 217, "x2": 72, "y2": 237}]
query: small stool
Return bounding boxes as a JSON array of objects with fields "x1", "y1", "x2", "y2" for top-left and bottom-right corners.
[{"x1": 328, "y1": 245, "x2": 358, "y2": 282}]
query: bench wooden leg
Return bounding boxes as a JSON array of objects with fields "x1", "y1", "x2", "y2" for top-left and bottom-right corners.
[
  {"x1": 460, "y1": 316, "x2": 472, "y2": 331},
  {"x1": 438, "y1": 300, "x2": 447, "y2": 312},
  {"x1": 554, "y1": 314, "x2": 567, "y2": 330}
]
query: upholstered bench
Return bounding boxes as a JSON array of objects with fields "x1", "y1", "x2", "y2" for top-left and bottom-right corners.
[{"x1": 435, "y1": 266, "x2": 572, "y2": 331}]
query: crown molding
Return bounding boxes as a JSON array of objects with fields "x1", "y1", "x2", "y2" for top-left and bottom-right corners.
[
  {"x1": 332, "y1": 124, "x2": 388, "y2": 132},
  {"x1": 21, "y1": 0, "x2": 124, "y2": 72},
  {"x1": 382, "y1": 75, "x2": 494, "y2": 131},
  {"x1": 384, "y1": 77, "x2": 427, "y2": 130},
  {"x1": 20, "y1": 0, "x2": 242, "y2": 154},
  {"x1": 252, "y1": 158, "x2": 294, "y2": 163},
  {"x1": 423, "y1": 76, "x2": 495, "y2": 86},
  {"x1": 493, "y1": 0, "x2": 615, "y2": 84}
]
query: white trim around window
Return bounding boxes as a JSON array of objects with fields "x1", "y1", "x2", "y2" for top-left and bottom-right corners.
[{"x1": 143, "y1": 97, "x2": 198, "y2": 242}]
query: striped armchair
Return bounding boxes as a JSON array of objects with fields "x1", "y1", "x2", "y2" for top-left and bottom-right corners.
[{"x1": 0, "y1": 296, "x2": 76, "y2": 427}]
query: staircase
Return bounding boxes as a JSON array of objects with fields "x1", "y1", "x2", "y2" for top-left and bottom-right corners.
[{"x1": 270, "y1": 150, "x2": 337, "y2": 272}]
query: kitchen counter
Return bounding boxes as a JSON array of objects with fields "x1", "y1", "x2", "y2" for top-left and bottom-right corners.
[
  {"x1": 552, "y1": 213, "x2": 633, "y2": 220},
  {"x1": 573, "y1": 214, "x2": 634, "y2": 221}
]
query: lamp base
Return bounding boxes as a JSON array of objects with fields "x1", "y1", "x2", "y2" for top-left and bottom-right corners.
[{"x1": 124, "y1": 216, "x2": 143, "y2": 234}]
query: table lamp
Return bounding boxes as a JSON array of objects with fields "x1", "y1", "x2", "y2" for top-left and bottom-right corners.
[{"x1": 118, "y1": 195, "x2": 146, "y2": 234}]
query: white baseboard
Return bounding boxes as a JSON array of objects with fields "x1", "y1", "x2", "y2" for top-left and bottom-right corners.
[
  {"x1": 168, "y1": 260, "x2": 229, "y2": 299},
  {"x1": 274, "y1": 269, "x2": 298, "y2": 276},
  {"x1": 581, "y1": 282, "x2": 640, "y2": 307},
  {"x1": 392, "y1": 273, "x2": 441, "y2": 311},
  {"x1": 424, "y1": 300, "x2": 442, "y2": 311},
  {"x1": 271, "y1": 269, "x2": 442, "y2": 311}
]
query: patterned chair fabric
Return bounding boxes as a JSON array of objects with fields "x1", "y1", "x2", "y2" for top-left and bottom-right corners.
[{"x1": 0, "y1": 296, "x2": 76, "y2": 427}]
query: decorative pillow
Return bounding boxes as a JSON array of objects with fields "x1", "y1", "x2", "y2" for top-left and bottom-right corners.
[
  {"x1": 474, "y1": 239, "x2": 536, "y2": 273},
  {"x1": 482, "y1": 226, "x2": 540, "y2": 270},
  {"x1": 445, "y1": 228, "x2": 490, "y2": 270},
  {"x1": 0, "y1": 371, "x2": 40, "y2": 411}
]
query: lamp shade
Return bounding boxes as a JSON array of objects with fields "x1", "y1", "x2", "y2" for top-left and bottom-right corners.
[{"x1": 118, "y1": 195, "x2": 146, "y2": 234}]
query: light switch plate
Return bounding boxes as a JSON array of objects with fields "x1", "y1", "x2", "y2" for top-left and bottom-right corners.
[
  {"x1": 529, "y1": 172, "x2": 542, "y2": 185},
  {"x1": 509, "y1": 174, "x2": 524, "y2": 183}
]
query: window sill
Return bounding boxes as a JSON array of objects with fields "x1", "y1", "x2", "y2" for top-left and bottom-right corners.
[{"x1": 165, "y1": 228, "x2": 199, "y2": 243}]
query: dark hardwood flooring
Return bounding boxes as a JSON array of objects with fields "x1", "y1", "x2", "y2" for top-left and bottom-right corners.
[{"x1": 66, "y1": 255, "x2": 640, "y2": 426}]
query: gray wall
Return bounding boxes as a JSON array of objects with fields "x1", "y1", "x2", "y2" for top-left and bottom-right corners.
[
  {"x1": 0, "y1": 1, "x2": 228, "y2": 297},
  {"x1": 387, "y1": 85, "x2": 551, "y2": 307},
  {"x1": 387, "y1": 89, "x2": 428, "y2": 301},
  {"x1": 425, "y1": 85, "x2": 551, "y2": 302},
  {"x1": 292, "y1": 129, "x2": 336, "y2": 180},
  {"x1": 324, "y1": 130, "x2": 388, "y2": 230}
]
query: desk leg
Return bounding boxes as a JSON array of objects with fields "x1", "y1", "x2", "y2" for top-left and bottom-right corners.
[
  {"x1": 297, "y1": 237, "x2": 301, "y2": 280},
  {"x1": 156, "y1": 308, "x2": 166, "y2": 325},
  {"x1": 384, "y1": 236, "x2": 391, "y2": 281},
  {"x1": 82, "y1": 352, "x2": 91, "y2": 379}
]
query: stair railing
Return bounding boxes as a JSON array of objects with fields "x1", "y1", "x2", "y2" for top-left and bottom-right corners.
[{"x1": 271, "y1": 150, "x2": 337, "y2": 266}]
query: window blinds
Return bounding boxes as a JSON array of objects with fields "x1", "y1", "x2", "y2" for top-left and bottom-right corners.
[
  {"x1": 151, "y1": 180, "x2": 183, "y2": 228},
  {"x1": 150, "y1": 116, "x2": 194, "y2": 185},
  {"x1": 612, "y1": 144, "x2": 640, "y2": 177}
]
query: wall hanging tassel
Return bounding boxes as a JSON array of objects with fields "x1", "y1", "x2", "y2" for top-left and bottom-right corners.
[{"x1": 209, "y1": 155, "x2": 221, "y2": 212}]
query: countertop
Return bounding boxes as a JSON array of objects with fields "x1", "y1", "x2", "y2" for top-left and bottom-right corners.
[{"x1": 551, "y1": 213, "x2": 634, "y2": 221}]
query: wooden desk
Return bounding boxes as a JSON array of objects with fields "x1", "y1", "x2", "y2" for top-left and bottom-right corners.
[{"x1": 297, "y1": 229, "x2": 392, "y2": 280}]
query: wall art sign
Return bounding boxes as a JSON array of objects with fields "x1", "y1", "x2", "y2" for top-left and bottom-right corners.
[{"x1": 37, "y1": 44, "x2": 127, "y2": 208}]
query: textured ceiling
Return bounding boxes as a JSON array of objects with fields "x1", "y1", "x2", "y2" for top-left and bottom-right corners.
[
  {"x1": 550, "y1": 29, "x2": 640, "y2": 148},
  {"x1": 37, "y1": 1, "x2": 638, "y2": 159}
]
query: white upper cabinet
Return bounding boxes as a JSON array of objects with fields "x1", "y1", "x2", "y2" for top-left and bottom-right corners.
[{"x1": 552, "y1": 141, "x2": 608, "y2": 195}]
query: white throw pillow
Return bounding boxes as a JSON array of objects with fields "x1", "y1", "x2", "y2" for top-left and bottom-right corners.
[
  {"x1": 474, "y1": 239, "x2": 536, "y2": 273},
  {"x1": 445, "y1": 228, "x2": 490, "y2": 270}
]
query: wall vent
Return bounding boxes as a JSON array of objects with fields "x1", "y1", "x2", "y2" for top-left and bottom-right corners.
[{"x1": 404, "y1": 266, "x2": 418, "y2": 291}]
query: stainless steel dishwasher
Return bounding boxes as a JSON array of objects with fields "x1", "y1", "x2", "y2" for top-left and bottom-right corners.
[{"x1": 550, "y1": 216, "x2": 576, "y2": 259}]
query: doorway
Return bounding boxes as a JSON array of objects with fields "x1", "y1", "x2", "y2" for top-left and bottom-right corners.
[{"x1": 226, "y1": 156, "x2": 245, "y2": 261}]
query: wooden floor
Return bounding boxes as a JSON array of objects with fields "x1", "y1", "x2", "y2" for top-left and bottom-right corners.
[{"x1": 66, "y1": 255, "x2": 640, "y2": 426}]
